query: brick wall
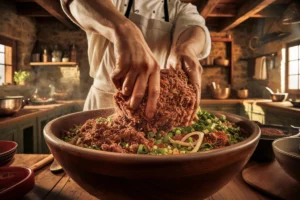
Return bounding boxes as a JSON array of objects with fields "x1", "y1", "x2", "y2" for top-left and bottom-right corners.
[
  {"x1": 246, "y1": 18, "x2": 300, "y2": 98},
  {"x1": 0, "y1": 0, "x2": 36, "y2": 70},
  {"x1": 35, "y1": 20, "x2": 91, "y2": 99},
  {"x1": 201, "y1": 23, "x2": 253, "y2": 98}
]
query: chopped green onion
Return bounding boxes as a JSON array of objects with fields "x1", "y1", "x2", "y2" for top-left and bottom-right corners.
[
  {"x1": 137, "y1": 144, "x2": 148, "y2": 154},
  {"x1": 175, "y1": 130, "x2": 181, "y2": 135}
]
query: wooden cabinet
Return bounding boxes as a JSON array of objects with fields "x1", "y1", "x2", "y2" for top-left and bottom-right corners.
[
  {"x1": 201, "y1": 104, "x2": 239, "y2": 115},
  {"x1": 0, "y1": 127, "x2": 22, "y2": 153},
  {"x1": 265, "y1": 110, "x2": 300, "y2": 126},
  {"x1": 0, "y1": 102, "x2": 83, "y2": 154}
]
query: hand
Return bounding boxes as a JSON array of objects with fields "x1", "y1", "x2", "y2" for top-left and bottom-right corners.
[
  {"x1": 167, "y1": 45, "x2": 202, "y2": 122},
  {"x1": 111, "y1": 22, "x2": 160, "y2": 119}
]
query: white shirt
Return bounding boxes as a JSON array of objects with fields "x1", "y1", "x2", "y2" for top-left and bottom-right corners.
[{"x1": 61, "y1": 0, "x2": 211, "y2": 93}]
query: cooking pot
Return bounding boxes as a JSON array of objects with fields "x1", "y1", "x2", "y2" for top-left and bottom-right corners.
[
  {"x1": 251, "y1": 122, "x2": 299, "y2": 162},
  {"x1": 0, "y1": 96, "x2": 26, "y2": 117}
]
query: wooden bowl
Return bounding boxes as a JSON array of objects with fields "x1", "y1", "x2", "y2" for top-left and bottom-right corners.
[
  {"x1": 273, "y1": 138, "x2": 300, "y2": 182},
  {"x1": 44, "y1": 109, "x2": 260, "y2": 200},
  {"x1": 0, "y1": 140, "x2": 18, "y2": 166},
  {"x1": 0, "y1": 166, "x2": 34, "y2": 199}
]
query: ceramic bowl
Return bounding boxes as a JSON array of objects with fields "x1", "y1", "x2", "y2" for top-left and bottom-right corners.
[
  {"x1": 44, "y1": 109, "x2": 260, "y2": 200},
  {"x1": 0, "y1": 166, "x2": 34, "y2": 199},
  {"x1": 273, "y1": 137, "x2": 300, "y2": 182},
  {"x1": 0, "y1": 140, "x2": 18, "y2": 166}
]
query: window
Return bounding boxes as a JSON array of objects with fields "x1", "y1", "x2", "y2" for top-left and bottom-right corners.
[
  {"x1": 0, "y1": 36, "x2": 16, "y2": 85},
  {"x1": 286, "y1": 41, "x2": 300, "y2": 94}
]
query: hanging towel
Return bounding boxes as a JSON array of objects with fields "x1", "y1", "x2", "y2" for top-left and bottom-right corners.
[{"x1": 253, "y1": 56, "x2": 267, "y2": 80}]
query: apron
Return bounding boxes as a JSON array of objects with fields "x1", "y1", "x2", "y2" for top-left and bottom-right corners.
[{"x1": 84, "y1": 0, "x2": 173, "y2": 111}]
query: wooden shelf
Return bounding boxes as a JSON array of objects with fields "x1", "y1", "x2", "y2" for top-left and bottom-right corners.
[
  {"x1": 211, "y1": 38, "x2": 233, "y2": 42},
  {"x1": 203, "y1": 64, "x2": 230, "y2": 68},
  {"x1": 30, "y1": 62, "x2": 77, "y2": 66}
]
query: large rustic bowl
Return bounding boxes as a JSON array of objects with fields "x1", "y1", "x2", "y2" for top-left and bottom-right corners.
[{"x1": 44, "y1": 108, "x2": 260, "y2": 200}]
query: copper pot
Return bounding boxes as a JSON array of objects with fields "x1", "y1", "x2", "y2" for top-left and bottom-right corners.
[{"x1": 237, "y1": 89, "x2": 249, "y2": 99}]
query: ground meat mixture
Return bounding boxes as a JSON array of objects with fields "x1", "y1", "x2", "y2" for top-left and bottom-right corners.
[
  {"x1": 261, "y1": 127, "x2": 286, "y2": 137},
  {"x1": 114, "y1": 68, "x2": 196, "y2": 133},
  {"x1": 76, "y1": 68, "x2": 196, "y2": 153}
]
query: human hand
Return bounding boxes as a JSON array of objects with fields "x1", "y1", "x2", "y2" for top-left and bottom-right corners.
[
  {"x1": 167, "y1": 44, "x2": 202, "y2": 122},
  {"x1": 111, "y1": 22, "x2": 160, "y2": 119}
]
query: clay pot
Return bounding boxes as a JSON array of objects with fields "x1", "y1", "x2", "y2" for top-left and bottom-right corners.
[{"x1": 44, "y1": 109, "x2": 260, "y2": 200}]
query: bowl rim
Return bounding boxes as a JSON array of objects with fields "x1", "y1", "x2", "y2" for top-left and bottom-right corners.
[
  {"x1": 0, "y1": 96, "x2": 24, "y2": 100},
  {"x1": 272, "y1": 137, "x2": 300, "y2": 159},
  {"x1": 0, "y1": 141, "x2": 18, "y2": 156},
  {"x1": 0, "y1": 166, "x2": 34, "y2": 196},
  {"x1": 44, "y1": 109, "x2": 261, "y2": 162}
]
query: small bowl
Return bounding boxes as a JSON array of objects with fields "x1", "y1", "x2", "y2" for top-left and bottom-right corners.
[
  {"x1": 289, "y1": 99, "x2": 300, "y2": 108},
  {"x1": 273, "y1": 137, "x2": 300, "y2": 182},
  {"x1": 270, "y1": 93, "x2": 288, "y2": 102},
  {"x1": 211, "y1": 88, "x2": 231, "y2": 99},
  {"x1": 0, "y1": 167, "x2": 35, "y2": 199},
  {"x1": 0, "y1": 141, "x2": 18, "y2": 166},
  {"x1": 237, "y1": 89, "x2": 248, "y2": 99}
]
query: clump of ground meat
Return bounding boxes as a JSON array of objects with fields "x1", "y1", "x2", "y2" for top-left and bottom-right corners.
[
  {"x1": 114, "y1": 68, "x2": 196, "y2": 133},
  {"x1": 75, "y1": 68, "x2": 197, "y2": 153}
]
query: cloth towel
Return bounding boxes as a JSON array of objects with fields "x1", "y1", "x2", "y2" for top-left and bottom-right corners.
[{"x1": 253, "y1": 56, "x2": 267, "y2": 80}]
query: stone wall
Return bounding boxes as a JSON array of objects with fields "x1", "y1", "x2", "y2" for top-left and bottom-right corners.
[
  {"x1": 34, "y1": 20, "x2": 91, "y2": 99},
  {"x1": 246, "y1": 19, "x2": 300, "y2": 98},
  {"x1": 0, "y1": 0, "x2": 36, "y2": 71},
  {"x1": 201, "y1": 22, "x2": 253, "y2": 98}
]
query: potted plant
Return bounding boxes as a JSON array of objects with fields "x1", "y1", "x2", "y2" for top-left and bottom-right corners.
[{"x1": 14, "y1": 70, "x2": 31, "y2": 85}]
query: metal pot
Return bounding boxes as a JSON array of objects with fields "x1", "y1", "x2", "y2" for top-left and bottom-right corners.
[
  {"x1": 237, "y1": 89, "x2": 249, "y2": 99},
  {"x1": 0, "y1": 96, "x2": 26, "y2": 117}
]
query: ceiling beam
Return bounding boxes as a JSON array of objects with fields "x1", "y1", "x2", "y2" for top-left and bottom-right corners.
[
  {"x1": 209, "y1": 5, "x2": 282, "y2": 18},
  {"x1": 219, "y1": 0, "x2": 277, "y2": 32},
  {"x1": 199, "y1": 0, "x2": 221, "y2": 19},
  {"x1": 32, "y1": 0, "x2": 75, "y2": 29},
  {"x1": 17, "y1": 2, "x2": 51, "y2": 17}
]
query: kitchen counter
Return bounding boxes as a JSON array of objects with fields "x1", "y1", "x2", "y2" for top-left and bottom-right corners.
[
  {"x1": 0, "y1": 100, "x2": 84, "y2": 128},
  {"x1": 200, "y1": 98, "x2": 271, "y2": 105},
  {"x1": 8, "y1": 154, "x2": 271, "y2": 200},
  {"x1": 257, "y1": 101, "x2": 300, "y2": 116}
]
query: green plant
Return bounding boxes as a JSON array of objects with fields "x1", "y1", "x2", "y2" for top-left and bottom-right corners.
[{"x1": 14, "y1": 70, "x2": 31, "y2": 83}]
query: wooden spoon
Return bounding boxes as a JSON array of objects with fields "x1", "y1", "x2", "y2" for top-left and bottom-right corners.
[
  {"x1": 30, "y1": 154, "x2": 54, "y2": 172},
  {"x1": 50, "y1": 159, "x2": 63, "y2": 173}
]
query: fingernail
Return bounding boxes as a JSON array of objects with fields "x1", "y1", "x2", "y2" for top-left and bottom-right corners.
[
  {"x1": 146, "y1": 111, "x2": 155, "y2": 119},
  {"x1": 122, "y1": 87, "x2": 128, "y2": 95}
]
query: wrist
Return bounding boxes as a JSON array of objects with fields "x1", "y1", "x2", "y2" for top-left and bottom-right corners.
[
  {"x1": 176, "y1": 43, "x2": 197, "y2": 57},
  {"x1": 113, "y1": 20, "x2": 140, "y2": 42}
]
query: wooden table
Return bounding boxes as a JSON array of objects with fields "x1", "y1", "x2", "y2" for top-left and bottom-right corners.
[{"x1": 9, "y1": 154, "x2": 272, "y2": 200}]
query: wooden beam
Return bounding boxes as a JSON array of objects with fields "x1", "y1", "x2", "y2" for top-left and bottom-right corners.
[
  {"x1": 199, "y1": 0, "x2": 221, "y2": 18},
  {"x1": 209, "y1": 5, "x2": 283, "y2": 18},
  {"x1": 219, "y1": 0, "x2": 277, "y2": 32},
  {"x1": 33, "y1": 0, "x2": 75, "y2": 29},
  {"x1": 17, "y1": 2, "x2": 51, "y2": 17}
]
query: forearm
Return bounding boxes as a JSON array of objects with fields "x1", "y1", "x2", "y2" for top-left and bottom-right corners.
[
  {"x1": 175, "y1": 27, "x2": 206, "y2": 56},
  {"x1": 69, "y1": 0, "x2": 133, "y2": 42}
]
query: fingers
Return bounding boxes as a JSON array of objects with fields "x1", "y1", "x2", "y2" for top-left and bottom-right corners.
[
  {"x1": 145, "y1": 68, "x2": 160, "y2": 119},
  {"x1": 111, "y1": 67, "x2": 127, "y2": 91},
  {"x1": 181, "y1": 56, "x2": 202, "y2": 123},
  {"x1": 130, "y1": 73, "x2": 148, "y2": 110},
  {"x1": 122, "y1": 70, "x2": 138, "y2": 96}
]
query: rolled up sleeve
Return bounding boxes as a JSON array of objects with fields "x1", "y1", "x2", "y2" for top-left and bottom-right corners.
[
  {"x1": 60, "y1": 0, "x2": 85, "y2": 30},
  {"x1": 173, "y1": 2, "x2": 211, "y2": 60}
]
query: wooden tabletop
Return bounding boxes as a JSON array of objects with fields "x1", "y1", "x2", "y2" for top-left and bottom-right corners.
[{"x1": 6, "y1": 154, "x2": 273, "y2": 200}]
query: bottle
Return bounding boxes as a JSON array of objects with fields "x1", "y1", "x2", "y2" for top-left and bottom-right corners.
[
  {"x1": 70, "y1": 44, "x2": 77, "y2": 62},
  {"x1": 43, "y1": 48, "x2": 49, "y2": 62}
]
